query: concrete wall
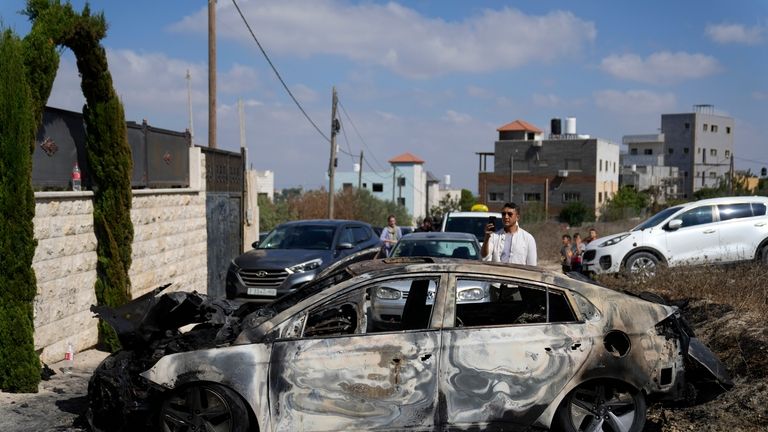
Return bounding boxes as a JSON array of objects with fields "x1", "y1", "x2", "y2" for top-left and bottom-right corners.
[{"x1": 33, "y1": 148, "x2": 207, "y2": 364}]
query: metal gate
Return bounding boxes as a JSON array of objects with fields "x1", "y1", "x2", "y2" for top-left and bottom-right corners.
[{"x1": 200, "y1": 146, "x2": 244, "y2": 298}]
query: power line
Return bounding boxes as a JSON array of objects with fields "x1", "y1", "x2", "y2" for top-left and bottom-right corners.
[
  {"x1": 230, "y1": 0, "x2": 330, "y2": 143},
  {"x1": 735, "y1": 156, "x2": 768, "y2": 166},
  {"x1": 338, "y1": 101, "x2": 387, "y2": 171}
]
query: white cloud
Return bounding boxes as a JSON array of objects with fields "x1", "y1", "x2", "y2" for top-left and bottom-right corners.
[
  {"x1": 532, "y1": 93, "x2": 563, "y2": 108},
  {"x1": 706, "y1": 23, "x2": 764, "y2": 45},
  {"x1": 171, "y1": 1, "x2": 596, "y2": 78},
  {"x1": 600, "y1": 52, "x2": 721, "y2": 85},
  {"x1": 443, "y1": 110, "x2": 472, "y2": 124},
  {"x1": 752, "y1": 91, "x2": 768, "y2": 101},
  {"x1": 593, "y1": 89, "x2": 677, "y2": 114},
  {"x1": 467, "y1": 85, "x2": 493, "y2": 99}
]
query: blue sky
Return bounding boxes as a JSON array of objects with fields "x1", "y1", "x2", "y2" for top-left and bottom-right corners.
[{"x1": 2, "y1": 0, "x2": 766, "y2": 192}]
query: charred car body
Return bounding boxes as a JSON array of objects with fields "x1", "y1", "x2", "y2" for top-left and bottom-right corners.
[{"x1": 88, "y1": 259, "x2": 731, "y2": 432}]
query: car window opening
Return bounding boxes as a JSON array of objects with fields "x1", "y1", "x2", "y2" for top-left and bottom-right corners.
[{"x1": 454, "y1": 281, "x2": 576, "y2": 327}]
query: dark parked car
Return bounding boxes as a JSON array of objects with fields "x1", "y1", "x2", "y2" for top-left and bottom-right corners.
[
  {"x1": 226, "y1": 219, "x2": 380, "y2": 301},
  {"x1": 88, "y1": 259, "x2": 731, "y2": 432}
]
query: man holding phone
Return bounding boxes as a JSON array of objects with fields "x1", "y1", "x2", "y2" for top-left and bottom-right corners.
[{"x1": 481, "y1": 202, "x2": 537, "y2": 265}]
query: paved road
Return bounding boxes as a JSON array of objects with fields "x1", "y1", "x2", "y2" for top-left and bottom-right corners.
[{"x1": 0, "y1": 350, "x2": 108, "y2": 432}]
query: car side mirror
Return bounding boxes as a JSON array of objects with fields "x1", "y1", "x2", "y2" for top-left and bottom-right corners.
[
  {"x1": 667, "y1": 219, "x2": 682, "y2": 231},
  {"x1": 251, "y1": 241, "x2": 260, "y2": 249},
  {"x1": 337, "y1": 242, "x2": 354, "y2": 250}
]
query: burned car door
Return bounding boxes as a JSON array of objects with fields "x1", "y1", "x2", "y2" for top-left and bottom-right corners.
[
  {"x1": 269, "y1": 275, "x2": 444, "y2": 431},
  {"x1": 437, "y1": 275, "x2": 590, "y2": 429}
]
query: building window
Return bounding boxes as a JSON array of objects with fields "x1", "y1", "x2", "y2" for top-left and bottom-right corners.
[
  {"x1": 562, "y1": 192, "x2": 581, "y2": 203},
  {"x1": 489, "y1": 192, "x2": 504, "y2": 202},
  {"x1": 342, "y1": 183, "x2": 353, "y2": 191},
  {"x1": 644, "y1": 149, "x2": 653, "y2": 155},
  {"x1": 684, "y1": 122, "x2": 690, "y2": 129},
  {"x1": 565, "y1": 159, "x2": 581, "y2": 171},
  {"x1": 598, "y1": 159, "x2": 603, "y2": 171},
  {"x1": 614, "y1": 162, "x2": 617, "y2": 173},
  {"x1": 711, "y1": 125, "x2": 718, "y2": 132},
  {"x1": 726, "y1": 127, "x2": 731, "y2": 134},
  {"x1": 372, "y1": 183, "x2": 384, "y2": 192},
  {"x1": 363, "y1": 183, "x2": 367, "y2": 188},
  {"x1": 598, "y1": 192, "x2": 603, "y2": 203},
  {"x1": 725, "y1": 150, "x2": 730, "y2": 158},
  {"x1": 396, "y1": 197, "x2": 406, "y2": 206},
  {"x1": 397, "y1": 177, "x2": 406, "y2": 187},
  {"x1": 630, "y1": 148, "x2": 638, "y2": 155},
  {"x1": 524, "y1": 193, "x2": 541, "y2": 202},
  {"x1": 709, "y1": 172, "x2": 717, "y2": 178},
  {"x1": 668, "y1": 148, "x2": 674, "y2": 154},
  {"x1": 703, "y1": 123, "x2": 708, "y2": 131},
  {"x1": 710, "y1": 149, "x2": 717, "y2": 156},
  {"x1": 684, "y1": 148, "x2": 689, "y2": 154}
]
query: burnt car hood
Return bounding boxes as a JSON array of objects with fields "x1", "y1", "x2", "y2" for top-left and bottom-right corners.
[
  {"x1": 233, "y1": 248, "x2": 334, "y2": 269},
  {"x1": 90, "y1": 285, "x2": 268, "y2": 350}
]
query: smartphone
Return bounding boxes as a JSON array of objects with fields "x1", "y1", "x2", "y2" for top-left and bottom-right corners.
[{"x1": 487, "y1": 216, "x2": 496, "y2": 230}]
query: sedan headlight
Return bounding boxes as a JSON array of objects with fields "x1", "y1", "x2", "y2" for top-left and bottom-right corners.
[
  {"x1": 599, "y1": 233, "x2": 630, "y2": 247},
  {"x1": 457, "y1": 287, "x2": 485, "y2": 301},
  {"x1": 288, "y1": 258, "x2": 322, "y2": 273},
  {"x1": 374, "y1": 287, "x2": 401, "y2": 300}
]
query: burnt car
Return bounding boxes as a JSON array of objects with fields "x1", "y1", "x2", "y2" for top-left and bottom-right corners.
[
  {"x1": 226, "y1": 219, "x2": 380, "y2": 301},
  {"x1": 88, "y1": 259, "x2": 731, "y2": 432}
]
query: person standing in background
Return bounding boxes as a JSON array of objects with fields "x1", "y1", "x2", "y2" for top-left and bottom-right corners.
[
  {"x1": 560, "y1": 234, "x2": 573, "y2": 273},
  {"x1": 379, "y1": 214, "x2": 402, "y2": 257},
  {"x1": 584, "y1": 227, "x2": 598, "y2": 245},
  {"x1": 481, "y1": 202, "x2": 537, "y2": 265},
  {"x1": 571, "y1": 232, "x2": 585, "y2": 273}
]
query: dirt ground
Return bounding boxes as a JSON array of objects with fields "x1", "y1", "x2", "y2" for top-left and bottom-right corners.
[
  {"x1": 1, "y1": 261, "x2": 766, "y2": 431},
  {"x1": 0, "y1": 350, "x2": 108, "y2": 432}
]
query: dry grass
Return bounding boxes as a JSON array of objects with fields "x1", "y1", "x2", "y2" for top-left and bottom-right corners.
[{"x1": 595, "y1": 264, "x2": 768, "y2": 319}]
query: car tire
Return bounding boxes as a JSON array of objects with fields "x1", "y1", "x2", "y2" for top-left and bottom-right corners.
[
  {"x1": 624, "y1": 252, "x2": 660, "y2": 279},
  {"x1": 158, "y1": 383, "x2": 251, "y2": 432},
  {"x1": 760, "y1": 244, "x2": 768, "y2": 265},
  {"x1": 553, "y1": 380, "x2": 646, "y2": 432}
]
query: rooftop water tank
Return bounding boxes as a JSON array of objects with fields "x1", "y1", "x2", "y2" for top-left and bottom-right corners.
[
  {"x1": 444, "y1": 174, "x2": 451, "y2": 187},
  {"x1": 565, "y1": 117, "x2": 576, "y2": 135},
  {"x1": 551, "y1": 118, "x2": 562, "y2": 136}
]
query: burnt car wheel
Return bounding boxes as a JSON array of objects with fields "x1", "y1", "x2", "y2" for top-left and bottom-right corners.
[
  {"x1": 159, "y1": 383, "x2": 250, "y2": 432},
  {"x1": 624, "y1": 252, "x2": 659, "y2": 279},
  {"x1": 554, "y1": 380, "x2": 646, "y2": 432}
]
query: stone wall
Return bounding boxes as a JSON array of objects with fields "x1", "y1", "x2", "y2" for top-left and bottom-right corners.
[{"x1": 32, "y1": 148, "x2": 207, "y2": 364}]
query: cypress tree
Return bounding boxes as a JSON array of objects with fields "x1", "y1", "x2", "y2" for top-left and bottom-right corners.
[
  {"x1": 0, "y1": 29, "x2": 41, "y2": 393},
  {"x1": 24, "y1": 0, "x2": 133, "y2": 351}
]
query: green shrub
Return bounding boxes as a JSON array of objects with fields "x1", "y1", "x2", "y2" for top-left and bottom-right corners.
[
  {"x1": 559, "y1": 201, "x2": 591, "y2": 226},
  {"x1": 0, "y1": 29, "x2": 40, "y2": 393}
]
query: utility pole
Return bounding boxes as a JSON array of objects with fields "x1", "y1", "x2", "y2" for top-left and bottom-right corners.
[
  {"x1": 509, "y1": 153, "x2": 514, "y2": 202},
  {"x1": 729, "y1": 153, "x2": 735, "y2": 194},
  {"x1": 208, "y1": 0, "x2": 217, "y2": 148},
  {"x1": 328, "y1": 87, "x2": 339, "y2": 219},
  {"x1": 358, "y1": 151, "x2": 364, "y2": 189},
  {"x1": 186, "y1": 69, "x2": 194, "y2": 143}
]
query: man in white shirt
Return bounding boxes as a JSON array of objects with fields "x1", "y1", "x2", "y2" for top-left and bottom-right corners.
[{"x1": 481, "y1": 202, "x2": 537, "y2": 265}]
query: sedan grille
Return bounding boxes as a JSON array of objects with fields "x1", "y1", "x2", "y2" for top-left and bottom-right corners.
[
  {"x1": 238, "y1": 269, "x2": 288, "y2": 288},
  {"x1": 583, "y1": 250, "x2": 596, "y2": 261}
]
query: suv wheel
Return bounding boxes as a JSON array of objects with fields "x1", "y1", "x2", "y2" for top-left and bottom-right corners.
[{"x1": 625, "y1": 252, "x2": 659, "y2": 279}]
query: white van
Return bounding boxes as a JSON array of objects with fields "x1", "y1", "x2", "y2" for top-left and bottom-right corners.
[
  {"x1": 582, "y1": 196, "x2": 768, "y2": 277},
  {"x1": 440, "y1": 211, "x2": 503, "y2": 245}
]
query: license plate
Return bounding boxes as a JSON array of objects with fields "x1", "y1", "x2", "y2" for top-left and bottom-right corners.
[{"x1": 247, "y1": 288, "x2": 277, "y2": 297}]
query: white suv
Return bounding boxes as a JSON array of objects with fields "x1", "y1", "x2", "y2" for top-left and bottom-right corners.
[{"x1": 582, "y1": 196, "x2": 768, "y2": 277}]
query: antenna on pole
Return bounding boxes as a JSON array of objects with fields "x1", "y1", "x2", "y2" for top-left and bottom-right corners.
[{"x1": 186, "y1": 69, "x2": 194, "y2": 143}]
